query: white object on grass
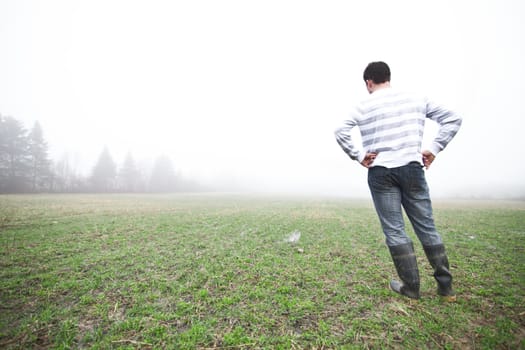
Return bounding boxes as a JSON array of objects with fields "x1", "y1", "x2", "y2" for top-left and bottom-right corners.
[{"x1": 286, "y1": 230, "x2": 301, "y2": 243}]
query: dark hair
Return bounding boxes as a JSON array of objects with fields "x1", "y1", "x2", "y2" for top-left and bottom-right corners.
[{"x1": 363, "y1": 61, "x2": 391, "y2": 84}]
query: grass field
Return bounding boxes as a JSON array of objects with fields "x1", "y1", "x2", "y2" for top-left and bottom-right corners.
[{"x1": 1, "y1": 194, "x2": 524, "y2": 349}]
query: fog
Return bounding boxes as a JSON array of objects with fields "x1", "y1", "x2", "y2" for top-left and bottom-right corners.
[{"x1": 1, "y1": 0, "x2": 524, "y2": 198}]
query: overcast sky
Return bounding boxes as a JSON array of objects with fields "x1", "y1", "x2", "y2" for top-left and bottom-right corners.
[{"x1": 1, "y1": 0, "x2": 524, "y2": 197}]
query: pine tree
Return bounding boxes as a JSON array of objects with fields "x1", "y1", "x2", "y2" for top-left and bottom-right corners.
[
  {"x1": 118, "y1": 152, "x2": 141, "y2": 192},
  {"x1": 0, "y1": 115, "x2": 31, "y2": 193},
  {"x1": 28, "y1": 121, "x2": 52, "y2": 192},
  {"x1": 90, "y1": 147, "x2": 117, "y2": 192}
]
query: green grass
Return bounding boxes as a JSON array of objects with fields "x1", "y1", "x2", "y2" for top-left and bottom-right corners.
[{"x1": 1, "y1": 194, "x2": 524, "y2": 349}]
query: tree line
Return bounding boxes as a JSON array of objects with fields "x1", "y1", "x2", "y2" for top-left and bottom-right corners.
[{"x1": 0, "y1": 114, "x2": 203, "y2": 194}]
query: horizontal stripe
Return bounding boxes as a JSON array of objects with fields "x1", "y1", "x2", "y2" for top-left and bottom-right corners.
[
  {"x1": 362, "y1": 124, "x2": 423, "y2": 144},
  {"x1": 361, "y1": 116, "x2": 424, "y2": 137},
  {"x1": 365, "y1": 139, "x2": 421, "y2": 153},
  {"x1": 359, "y1": 103, "x2": 426, "y2": 128}
]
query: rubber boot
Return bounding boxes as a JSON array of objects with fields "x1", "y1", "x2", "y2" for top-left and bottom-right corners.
[
  {"x1": 423, "y1": 244, "x2": 456, "y2": 302},
  {"x1": 388, "y1": 242, "x2": 420, "y2": 299}
]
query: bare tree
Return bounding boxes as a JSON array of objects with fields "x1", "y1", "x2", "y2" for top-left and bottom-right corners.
[
  {"x1": 149, "y1": 155, "x2": 176, "y2": 192},
  {"x1": 52, "y1": 152, "x2": 86, "y2": 192}
]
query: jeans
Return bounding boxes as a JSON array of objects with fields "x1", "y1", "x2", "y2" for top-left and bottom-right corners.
[{"x1": 368, "y1": 162, "x2": 443, "y2": 247}]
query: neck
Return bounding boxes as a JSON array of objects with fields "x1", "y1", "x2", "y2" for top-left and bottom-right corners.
[{"x1": 368, "y1": 81, "x2": 391, "y2": 94}]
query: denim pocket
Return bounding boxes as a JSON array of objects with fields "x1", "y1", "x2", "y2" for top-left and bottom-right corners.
[
  {"x1": 368, "y1": 166, "x2": 392, "y2": 190},
  {"x1": 406, "y1": 164, "x2": 429, "y2": 196}
]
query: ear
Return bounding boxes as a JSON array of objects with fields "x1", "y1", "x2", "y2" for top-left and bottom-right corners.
[{"x1": 366, "y1": 80, "x2": 374, "y2": 93}]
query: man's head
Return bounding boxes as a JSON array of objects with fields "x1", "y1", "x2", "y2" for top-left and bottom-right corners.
[{"x1": 363, "y1": 61, "x2": 391, "y2": 93}]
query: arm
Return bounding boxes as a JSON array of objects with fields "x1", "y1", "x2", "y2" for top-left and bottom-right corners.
[
  {"x1": 423, "y1": 100, "x2": 462, "y2": 168},
  {"x1": 335, "y1": 112, "x2": 376, "y2": 167},
  {"x1": 425, "y1": 100, "x2": 462, "y2": 156},
  {"x1": 335, "y1": 114, "x2": 362, "y2": 162}
]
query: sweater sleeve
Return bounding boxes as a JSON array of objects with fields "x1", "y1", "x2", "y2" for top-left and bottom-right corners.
[
  {"x1": 334, "y1": 110, "x2": 364, "y2": 163},
  {"x1": 426, "y1": 100, "x2": 462, "y2": 155}
]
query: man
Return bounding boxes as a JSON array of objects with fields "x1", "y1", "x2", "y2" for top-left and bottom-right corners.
[{"x1": 334, "y1": 61, "x2": 462, "y2": 301}]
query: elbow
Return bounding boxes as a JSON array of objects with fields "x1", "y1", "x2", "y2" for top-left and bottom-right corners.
[
  {"x1": 454, "y1": 112, "x2": 463, "y2": 126},
  {"x1": 444, "y1": 112, "x2": 463, "y2": 129}
]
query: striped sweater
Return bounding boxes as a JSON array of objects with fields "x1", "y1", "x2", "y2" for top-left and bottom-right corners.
[{"x1": 335, "y1": 87, "x2": 462, "y2": 168}]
